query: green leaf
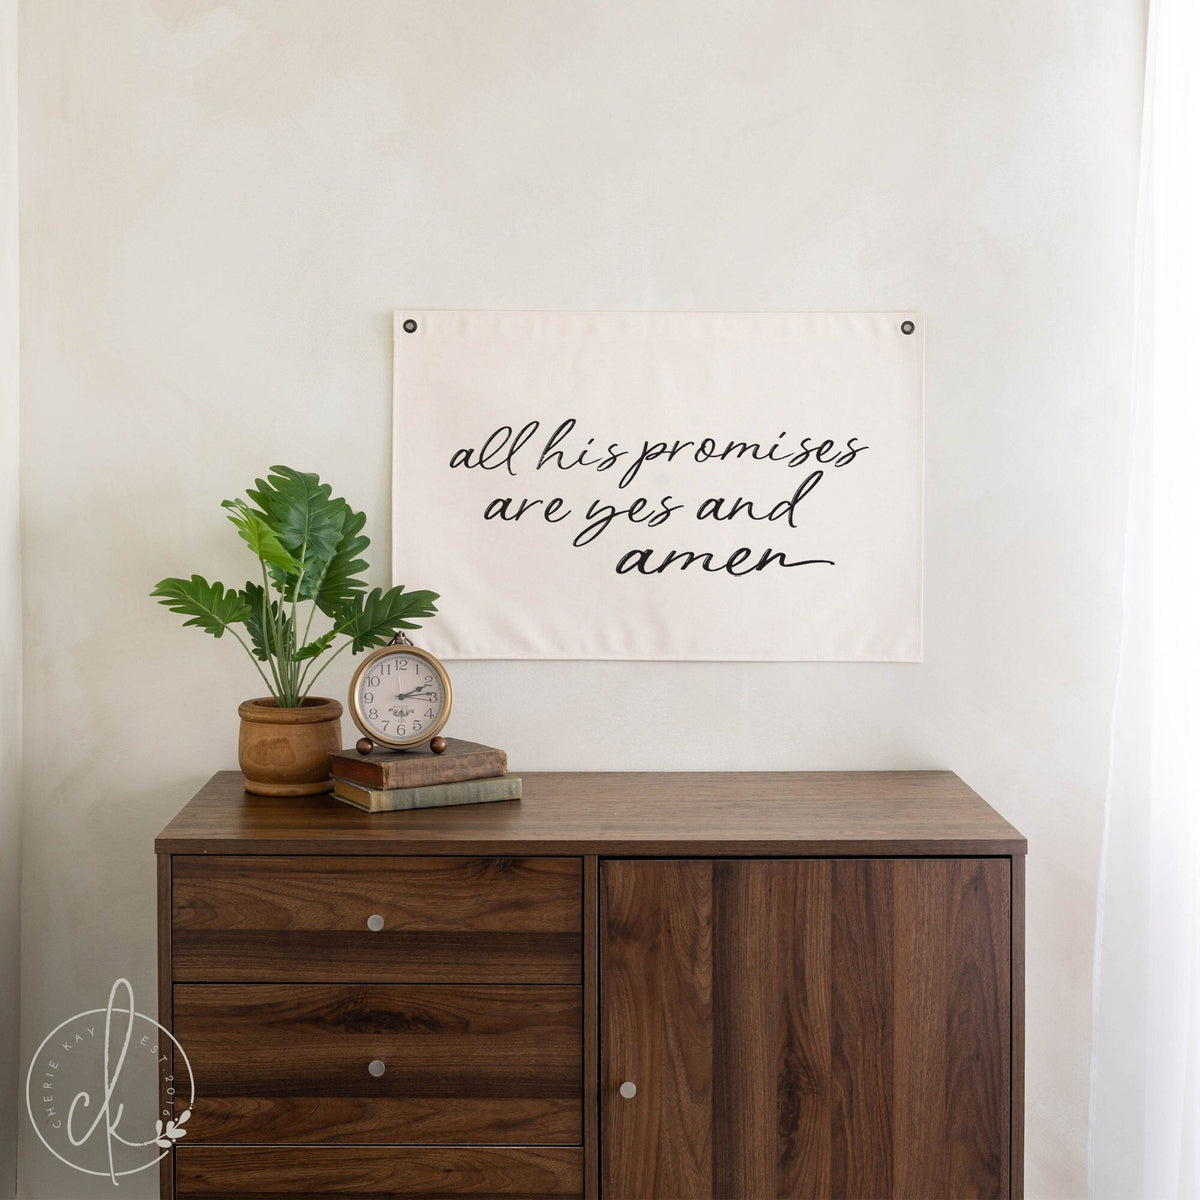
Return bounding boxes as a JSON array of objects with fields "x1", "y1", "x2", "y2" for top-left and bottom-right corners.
[
  {"x1": 241, "y1": 582, "x2": 293, "y2": 662},
  {"x1": 151, "y1": 576, "x2": 251, "y2": 639},
  {"x1": 336, "y1": 586, "x2": 439, "y2": 653},
  {"x1": 222, "y1": 500, "x2": 303, "y2": 575},
  {"x1": 309, "y1": 507, "x2": 370, "y2": 615},
  {"x1": 294, "y1": 630, "x2": 337, "y2": 662},
  {"x1": 246, "y1": 466, "x2": 346, "y2": 596}
]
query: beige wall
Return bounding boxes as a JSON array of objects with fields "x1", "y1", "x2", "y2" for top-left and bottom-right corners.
[
  {"x1": 1, "y1": 0, "x2": 20, "y2": 1196},
  {"x1": 15, "y1": 2, "x2": 1144, "y2": 1195}
]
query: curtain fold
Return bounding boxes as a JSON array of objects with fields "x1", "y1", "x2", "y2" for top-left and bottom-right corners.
[
  {"x1": 0, "y1": 0, "x2": 19, "y2": 1195},
  {"x1": 1089, "y1": 0, "x2": 1200, "y2": 1195}
]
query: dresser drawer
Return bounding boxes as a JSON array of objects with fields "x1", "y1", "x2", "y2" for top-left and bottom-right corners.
[
  {"x1": 174, "y1": 1145, "x2": 584, "y2": 1198},
  {"x1": 173, "y1": 983, "x2": 583, "y2": 1145},
  {"x1": 171, "y1": 856, "x2": 581, "y2": 983}
]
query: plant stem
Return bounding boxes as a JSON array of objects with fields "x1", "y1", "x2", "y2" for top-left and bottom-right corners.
[
  {"x1": 289, "y1": 550, "x2": 305, "y2": 706},
  {"x1": 299, "y1": 638, "x2": 352, "y2": 702},
  {"x1": 295, "y1": 601, "x2": 323, "y2": 695},
  {"x1": 259, "y1": 560, "x2": 286, "y2": 703},
  {"x1": 300, "y1": 598, "x2": 318, "y2": 660},
  {"x1": 229, "y1": 628, "x2": 278, "y2": 696}
]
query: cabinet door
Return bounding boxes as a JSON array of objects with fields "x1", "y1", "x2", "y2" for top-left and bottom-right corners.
[{"x1": 600, "y1": 858, "x2": 1011, "y2": 1200}]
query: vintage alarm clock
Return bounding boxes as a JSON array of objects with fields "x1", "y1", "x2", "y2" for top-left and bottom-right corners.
[{"x1": 348, "y1": 633, "x2": 452, "y2": 754}]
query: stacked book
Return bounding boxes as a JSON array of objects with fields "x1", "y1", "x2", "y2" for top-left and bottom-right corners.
[{"x1": 329, "y1": 739, "x2": 520, "y2": 813}]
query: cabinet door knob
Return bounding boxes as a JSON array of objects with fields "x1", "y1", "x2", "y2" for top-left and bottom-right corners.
[
  {"x1": 368, "y1": 1059, "x2": 386, "y2": 1077},
  {"x1": 366, "y1": 914, "x2": 385, "y2": 931},
  {"x1": 619, "y1": 1080, "x2": 637, "y2": 1099}
]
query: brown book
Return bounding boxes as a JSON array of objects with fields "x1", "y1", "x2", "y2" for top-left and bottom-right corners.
[{"x1": 330, "y1": 738, "x2": 507, "y2": 790}]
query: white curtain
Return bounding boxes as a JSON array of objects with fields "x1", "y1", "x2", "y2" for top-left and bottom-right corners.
[
  {"x1": 1089, "y1": 0, "x2": 1200, "y2": 1195},
  {"x1": 0, "y1": 1, "x2": 19, "y2": 1196}
]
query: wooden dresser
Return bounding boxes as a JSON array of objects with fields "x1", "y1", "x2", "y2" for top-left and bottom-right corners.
[{"x1": 156, "y1": 770, "x2": 1025, "y2": 1199}]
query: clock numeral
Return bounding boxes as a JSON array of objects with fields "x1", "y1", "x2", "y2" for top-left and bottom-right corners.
[{"x1": 356, "y1": 648, "x2": 450, "y2": 745}]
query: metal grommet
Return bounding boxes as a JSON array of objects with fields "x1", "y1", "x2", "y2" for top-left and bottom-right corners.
[
  {"x1": 900, "y1": 320, "x2": 915, "y2": 335},
  {"x1": 403, "y1": 318, "x2": 418, "y2": 333}
]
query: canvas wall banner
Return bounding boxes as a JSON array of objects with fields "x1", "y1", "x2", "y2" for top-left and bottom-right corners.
[{"x1": 392, "y1": 310, "x2": 923, "y2": 661}]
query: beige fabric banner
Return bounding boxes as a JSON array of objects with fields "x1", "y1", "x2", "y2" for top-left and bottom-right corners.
[{"x1": 392, "y1": 310, "x2": 923, "y2": 661}]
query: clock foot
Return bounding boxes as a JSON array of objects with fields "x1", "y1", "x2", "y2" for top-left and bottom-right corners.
[
  {"x1": 430, "y1": 736, "x2": 448, "y2": 755},
  {"x1": 355, "y1": 737, "x2": 375, "y2": 756}
]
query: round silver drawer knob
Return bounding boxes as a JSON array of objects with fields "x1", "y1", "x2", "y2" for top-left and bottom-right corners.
[
  {"x1": 619, "y1": 1080, "x2": 637, "y2": 1099},
  {"x1": 366, "y1": 914, "x2": 385, "y2": 932},
  {"x1": 368, "y1": 1059, "x2": 386, "y2": 1077}
]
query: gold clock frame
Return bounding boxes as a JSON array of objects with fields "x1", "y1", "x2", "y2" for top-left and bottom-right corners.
[{"x1": 348, "y1": 641, "x2": 453, "y2": 750}]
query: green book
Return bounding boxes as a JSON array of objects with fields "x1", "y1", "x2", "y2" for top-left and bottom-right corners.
[{"x1": 333, "y1": 774, "x2": 522, "y2": 813}]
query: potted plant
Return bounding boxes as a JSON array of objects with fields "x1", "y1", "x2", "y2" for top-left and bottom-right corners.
[{"x1": 151, "y1": 465, "x2": 438, "y2": 795}]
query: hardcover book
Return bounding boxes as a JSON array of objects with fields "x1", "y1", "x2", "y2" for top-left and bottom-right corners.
[
  {"x1": 330, "y1": 738, "x2": 507, "y2": 790},
  {"x1": 333, "y1": 774, "x2": 522, "y2": 813}
]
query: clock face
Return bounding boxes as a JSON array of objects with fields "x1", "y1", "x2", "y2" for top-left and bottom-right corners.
[{"x1": 352, "y1": 649, "x2": 449, "y2": 746}]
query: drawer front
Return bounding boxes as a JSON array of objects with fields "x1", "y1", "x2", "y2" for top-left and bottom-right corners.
[
  {"x1": 172, "y1": 856, "x2": 581, "y2": 983},
  {"x1": 175, "y1": 1145, "x2": 584, "y2": 1198},
  {"x1": 173, "y1": 983, "x2": 582, "y2": 1145}
]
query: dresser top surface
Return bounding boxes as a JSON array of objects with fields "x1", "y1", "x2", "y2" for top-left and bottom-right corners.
[{"x1": 156, "y1": 770, "x2": 1025, "y2": 856}]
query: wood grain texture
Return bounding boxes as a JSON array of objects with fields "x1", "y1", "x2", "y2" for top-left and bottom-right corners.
[
  {"x1": 173, "y1": 855, "x2": 580, "y2": 929},
  {"x1": 582, "y1": 856, "x2": 598, "y2": 1200},
  {"x1": 174, "y1": 929, "x2": 579, "y2": 984},
  {"x1": 172, "y1": 855, "x2": 581, "y2": 983},
  {"x1": 173, "y1": 984, "x2": 581, "y2": 1144},
  {"x1": 830, "y1": 858, "x2": 896, "y2": 1198},
  {"x1": 158, "y1": 774, "x2": 1025, "y2": 1198},
  {"x1": 175, "y1": 1096, "x2": 579, "y2": 1145},
  {"x1": 892, "y1": 858, "x2": 1010, "y2": 1199},
  {"x1": 156, "y1": 770, "x2": 1026, "y2": 857},
  {"x1": 601, "y1": 858, "x2": 1012, "y2": 1200},
  {"x1": 1011, "y1": 852, "x2": 1026, "y2": 1200},
  {"x1": 713, "y1": 859, "x2": 833, "y2": 1198},
  {"x1": 237, "y1": 697, "x2": 342, "y2": 796},
  {"x1": 601, "y1": 859, "x2": 713, "y2": 1198},
  {"x1": 174, "y1": 1145, "x2": 582, "y2": 1198},
  {"x1": 157, "y1": 853, "x2": 175, "y2": 1200}
]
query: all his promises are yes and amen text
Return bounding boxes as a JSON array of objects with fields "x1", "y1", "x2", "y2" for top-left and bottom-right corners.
[{"x1": 448, "y1": 418, "x2": 869, "y2": 577}]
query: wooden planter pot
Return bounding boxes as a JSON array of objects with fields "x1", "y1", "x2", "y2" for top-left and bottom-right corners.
[{"x1": 238, "y1": 697, "x2": 343, "y2": 796}]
